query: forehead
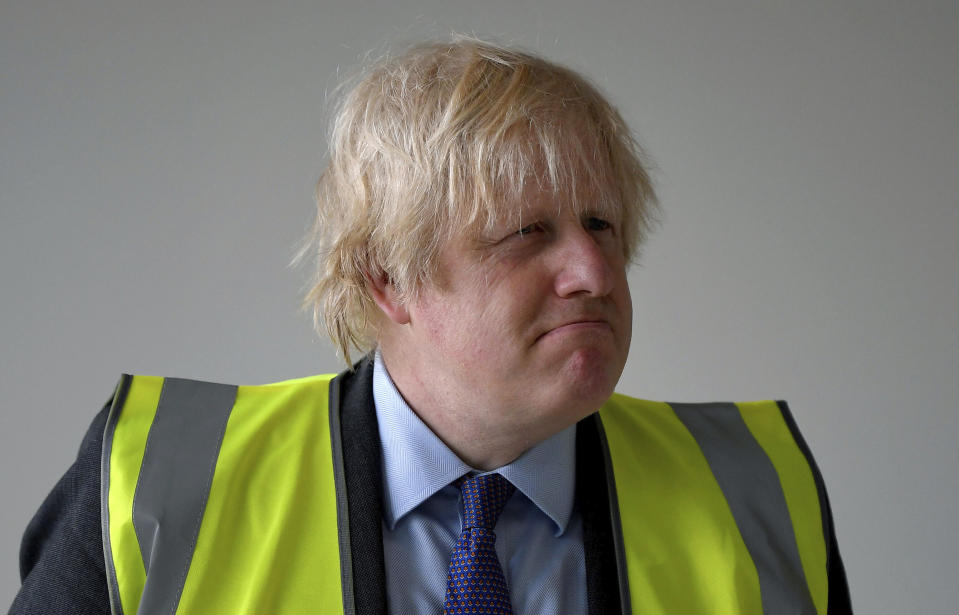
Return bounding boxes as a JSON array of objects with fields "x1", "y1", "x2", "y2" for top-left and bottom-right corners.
[
  {"x1": 423, "y1": 171, "x2": 625, "y2": 294},
  {"x1": 468, "y1": 162, "x2": 626, "y2": 237},
  {"x1": 471, "y1": 125, "x2": 621, "y2": 223}
]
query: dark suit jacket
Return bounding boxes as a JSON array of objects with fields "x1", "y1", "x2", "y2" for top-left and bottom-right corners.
[{"x1": 10, "y1": 359, "x2": 853, "y2": 613}]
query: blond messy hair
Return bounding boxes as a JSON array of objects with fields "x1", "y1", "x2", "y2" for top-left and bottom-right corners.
[{"x1": 301, "y1": 36, "x2": 658, "y2": 365}]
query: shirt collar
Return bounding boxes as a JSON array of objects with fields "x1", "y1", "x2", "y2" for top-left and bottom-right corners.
[{"x1": 372, "y1": 352, "x2": 576, "y2": 536}]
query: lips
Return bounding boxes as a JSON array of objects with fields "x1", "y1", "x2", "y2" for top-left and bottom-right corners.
[{"x1": 535, "y1": 318, "x2": 612, "y2": 342}]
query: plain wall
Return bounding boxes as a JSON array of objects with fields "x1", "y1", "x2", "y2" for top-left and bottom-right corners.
[{"x1": 2, "y1": 0, "x2": 957, "y2": 611}]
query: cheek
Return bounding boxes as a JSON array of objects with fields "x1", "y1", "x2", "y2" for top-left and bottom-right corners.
[
  {"x1": 622, "y1": 278, "x2": 633, "y2": 318},
  {"x1": 454, "y1": 296, "x2": 531, "y2": 366},
  {"x1": 618, "y1": 275, "x2": 633, "y2": 351},
  {"x1": 418, "y1": 295, "x2": 498, "y2": 352}
]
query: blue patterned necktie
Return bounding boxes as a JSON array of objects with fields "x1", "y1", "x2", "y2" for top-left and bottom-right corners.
[{"x1": 443, "y1": 473, "x2": 517, "y2": 615}]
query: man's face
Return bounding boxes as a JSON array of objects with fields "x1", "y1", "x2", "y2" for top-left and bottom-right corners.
[{"x1": 402, "y1": 189, "x2": 632, "y2": 436}]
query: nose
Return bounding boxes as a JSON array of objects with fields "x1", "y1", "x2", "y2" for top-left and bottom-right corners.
[{"x1": 553, "y1": 227, "x2": 616, "y2": 298}]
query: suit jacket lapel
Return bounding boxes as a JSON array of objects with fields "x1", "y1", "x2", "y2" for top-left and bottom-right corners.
[
  {"x1": 332, "y1": 357, "x2": 388, "y2": 615},
  {"x1": 332, "y1": 358, "x2": 627, "y2": 615},
  {"x1": 578, "y1": 413, "x2": 628, "y2": 615}
]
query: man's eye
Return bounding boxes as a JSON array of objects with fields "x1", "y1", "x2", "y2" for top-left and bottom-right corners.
[
  {"x1": 514, "y1": 223, "x2": 539, "y2": 237},
  {"x1": 586, "y1": 217, "x2": 612, "y2": 231}
]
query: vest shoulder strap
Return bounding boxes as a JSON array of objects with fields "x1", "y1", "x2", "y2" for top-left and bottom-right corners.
[
  {"x1": 599, "y1": 395, "x2": 828, "y2": 615},
  {"x1": 101, "y1": 373, "x2": 344, "y2": 615}
]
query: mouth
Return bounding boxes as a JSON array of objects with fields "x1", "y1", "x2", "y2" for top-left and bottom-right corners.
[{"x1": 535, "y1": 319, "x2": 612, "y2": 343}]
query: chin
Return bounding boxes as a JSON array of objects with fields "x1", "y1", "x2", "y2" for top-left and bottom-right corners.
[{"x1": 558, "y1": 346, "x2": 625, "y2": 409}]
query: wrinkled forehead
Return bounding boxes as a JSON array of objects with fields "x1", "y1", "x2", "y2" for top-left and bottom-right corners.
[
  {"x1": 483, "y1": 177, "x2": 624, "y2": 239},
  {"x1": 454, "y1": 119, "x2": 627, "y2": 239}
]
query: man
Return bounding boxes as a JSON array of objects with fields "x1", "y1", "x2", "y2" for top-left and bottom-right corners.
[{"x1": 11, "y1": 38, "x2": 852, "y2": 614}]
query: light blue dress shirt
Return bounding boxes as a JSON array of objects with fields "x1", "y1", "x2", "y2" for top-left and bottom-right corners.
[{"x1": 372, "y1": 353, "x2": 587, "y2": 614}]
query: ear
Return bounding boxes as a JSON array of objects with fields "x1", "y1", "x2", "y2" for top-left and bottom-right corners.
[{"x1": 365, "y1": 271, "x2": 411, "y2": 325}]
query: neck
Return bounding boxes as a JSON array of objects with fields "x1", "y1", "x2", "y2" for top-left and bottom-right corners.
[{"x1": 377, "y1": 347, "x2": 555, "y2": 471}]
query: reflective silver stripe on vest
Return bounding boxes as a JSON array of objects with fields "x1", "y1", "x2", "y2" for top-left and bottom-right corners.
[
  {"x1": 670, "y1": 402, "x2": 817, "y2": 615},
  {"x1": 132, "y1": 378, "x2": 237, "y2": 615}
]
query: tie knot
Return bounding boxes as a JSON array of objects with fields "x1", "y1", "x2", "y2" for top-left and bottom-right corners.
[{"x1": 455, "y1": 473, "x2": 515, "y2": 530}]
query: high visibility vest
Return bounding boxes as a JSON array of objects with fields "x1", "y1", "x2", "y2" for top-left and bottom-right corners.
[{"x1": 102, "y1": 373, "x2": 830, "y2": 614}]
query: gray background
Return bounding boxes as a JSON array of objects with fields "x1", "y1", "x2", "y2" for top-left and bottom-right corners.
[{"x1": 2, "y1": 0, "x2": 956, "y2": 611}]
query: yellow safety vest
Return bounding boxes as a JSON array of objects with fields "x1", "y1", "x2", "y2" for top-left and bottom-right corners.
[{"x1": 102, "y1": 373, "x2": 829, "y2": 614}]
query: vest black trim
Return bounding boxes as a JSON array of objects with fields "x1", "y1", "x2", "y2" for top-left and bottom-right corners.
[{"x1": 101, "y1": 374, "x2": 131, "y2": 615}]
